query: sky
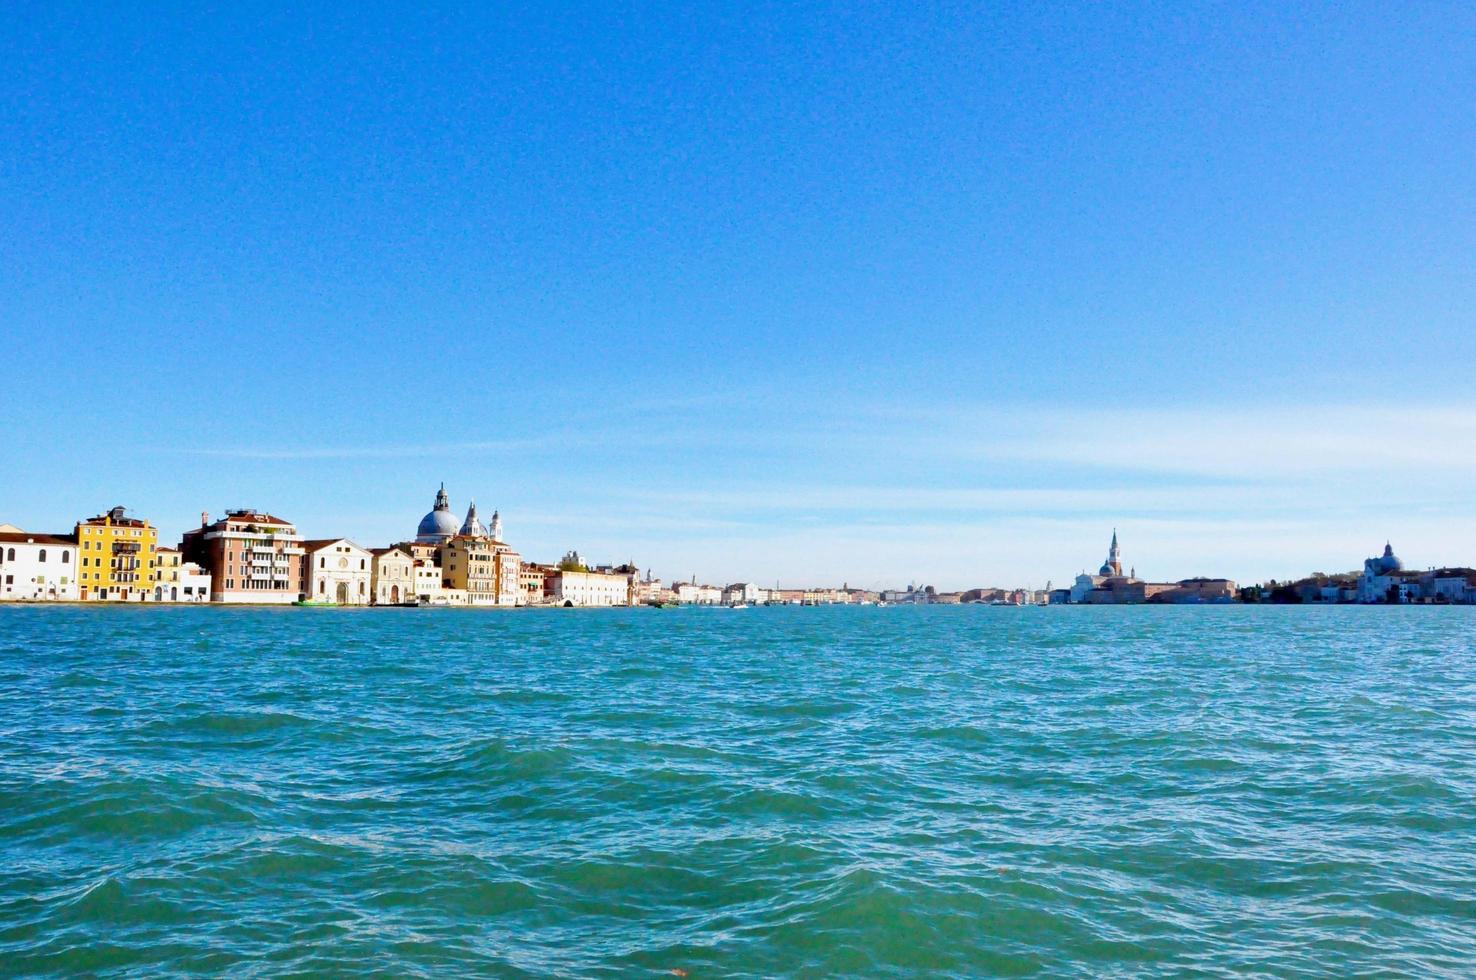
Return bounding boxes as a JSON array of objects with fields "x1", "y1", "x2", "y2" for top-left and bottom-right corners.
[{"x1": 3, "y1": 2, "x2": 1474, "y2": 590}]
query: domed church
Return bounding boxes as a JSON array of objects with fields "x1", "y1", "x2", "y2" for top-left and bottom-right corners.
[{"x1": 416, "y1": 483, "x2": 462, "y2": 544}]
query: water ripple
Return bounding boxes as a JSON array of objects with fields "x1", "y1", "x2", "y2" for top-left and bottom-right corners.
[{"x1": 2, "y1": 605, "x2": 1475, "y2": 975}]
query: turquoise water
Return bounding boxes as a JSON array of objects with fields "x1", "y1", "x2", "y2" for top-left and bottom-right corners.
[{"x1": 2, "y1": 605, "x2": 1474, "y2": 976}]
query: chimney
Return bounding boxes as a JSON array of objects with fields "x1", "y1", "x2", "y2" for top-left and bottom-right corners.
[{"x1": 201, "y1": 511, "x2": 209, "y2": 527}]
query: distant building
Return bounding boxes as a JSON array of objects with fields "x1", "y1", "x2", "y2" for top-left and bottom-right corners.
[
  {"x1": 76, "y1": 506, "x2": 158, "y2": 601},
  {"x1": 547, "y1": 565, "x2": 636, "y2": 606},
  {"x1": 723, "y1": 582, "x2": 764, "y2": 605},
  {"x1": 182, "y1": 510, "x2": 305, "y2": 604},
  {"x1": 521, "y1": 562, "x2": 551, "y2": 604},
  {"x1": 1420, "y1": 568, "x2": 1476, "y2": 604},
  {"x1": 370, "y1": 546, "x2": 415, "y2": 605},
  {"x1": 1148, "y1": 578, "x2": 1238, "y2": 604},
  {"x1": 1063, "y1": 530, "x2": 1214, "y2": 604},
  {"x1": 1357, "y1": 542, "x2": 1420, "y2": 603},
  {"x1": 0, "y1": 532, "x2": 79, "y2": 601},
  {"x1": 674, "y1": 582, "x2": 722, "y2": 605}
]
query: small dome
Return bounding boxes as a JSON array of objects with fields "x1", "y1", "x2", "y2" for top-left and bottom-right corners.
[{"x1": 460, "y1": 501, "x2": 486, "y2": 538}]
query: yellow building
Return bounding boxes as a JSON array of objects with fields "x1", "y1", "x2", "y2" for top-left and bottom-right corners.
[
  {"x1": 438, "y1": 536, "x2": 498, "y2": 605},
  {"x1": 76, "y1": 506, "x2": 158, "y2": 601}
]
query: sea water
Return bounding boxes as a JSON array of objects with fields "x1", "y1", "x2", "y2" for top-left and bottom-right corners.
[{"x1": 1, "y1": 605, "x2": 1473, "y2": 975}]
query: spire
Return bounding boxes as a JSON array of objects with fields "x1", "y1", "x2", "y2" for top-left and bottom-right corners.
[
  {"x1": 490, "y1": 510, "x2": 503, "y2": 542},
  {"x1": 460, "y1": 500, "x2": 486, "y2": 537},
  {"x1": 434, "y1": 483, "x2": 450, "y2": 512}
]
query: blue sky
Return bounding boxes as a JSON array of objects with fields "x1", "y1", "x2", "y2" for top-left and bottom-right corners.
[{"x1": 3, "y1": 3, "x2": 1474, "y2": 588}]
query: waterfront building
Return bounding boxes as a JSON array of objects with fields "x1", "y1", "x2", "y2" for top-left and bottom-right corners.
[
  {"x1": 1419, "y1": 568, "x2": 1476, "y2": 604},
  {"x1": 1357, "y1": 542, "x2": 1422, "y2": 603},
  {"x1": 723, "y1": 582, "x2": 765, "y2": 605},
  {"x1": 75, "y1": 506, "x2": 157, "y2": 601},
  {"x1": 520, "y1": 562, "x2": 549, "y2": 604},
  {"x1": 491, "y1": 541, "x2": 523, "y2": 605},
  {"x1": 1147, "y1": 578, "x2": 1238, "y2": 604},
  {"x1": 411, "y1": 489, "x2": 523, "y2": 605},
  {"x1": 415, "y1": 484, "x2": 461, "y2": 545},
  {"x1": 182, "y1": 510, "x2": 304, "y2": 604},
  {"x1": 413, "y1": 560, "x2": 451, "y2": 604},
  {"x1": 546, "y1": 565, "x2": 636, "y2": 606},
  {"x1": 0, "y1": 532, "x2": 80, "y2": 601},
  {"x1": 674, "y1": 582, "x2": 723, "y2": 605},
  {"x1": 151, "y1": 547, "x2": 211, "y2": 602},
  {"x1": 1060, "y1": 531, "x2": 1197, "y2": 604},
  {"x1": 371, "y1": 546, "x2": 415, "y2": 605},
  {"x1": 439, "y1": 536, "x2": 500, "y2": 605},
  {"x1": 302, "y1": 539, "x2": 373, "y2": 605}
]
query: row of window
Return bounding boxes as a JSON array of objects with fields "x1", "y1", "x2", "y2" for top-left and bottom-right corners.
[{"x1": 2, "y1": 548, "x2": 71, "y2": 563}]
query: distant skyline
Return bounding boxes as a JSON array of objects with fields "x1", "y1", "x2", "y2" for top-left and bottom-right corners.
[{"x1": 4, "y1": 4, "x2": 1474, "y2": 588}]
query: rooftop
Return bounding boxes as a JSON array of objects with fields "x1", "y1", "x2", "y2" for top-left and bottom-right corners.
[{"x1": 0, "y1": 531, "x2": 77, "y2": 546}]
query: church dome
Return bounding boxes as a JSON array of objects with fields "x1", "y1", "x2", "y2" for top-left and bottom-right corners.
[
  {"x1": 416, "y1": 484, "x2": 460, "y2": 543},
  {"x1": 1380, "y1": 542, "x2": 1403, "y2": 573}
]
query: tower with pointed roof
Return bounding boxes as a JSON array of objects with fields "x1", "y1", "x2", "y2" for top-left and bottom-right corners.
[
  {"x1": 490, "y1": 510, "x2": 503, "y2": 542},
  {"x1": 1099, "y1": 529, "x2": 1123, "y2": 577},
  {"x1": 460, "y1": 500, "x2": 486, "y2": 538}
]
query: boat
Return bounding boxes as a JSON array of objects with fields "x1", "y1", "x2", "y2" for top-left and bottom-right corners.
[
  {"x1": 730, "y1": 603, "x2": 749, "y2": 609},
  {"x1": 294, "y1": 599, "x2": 336, "y2": 607}
]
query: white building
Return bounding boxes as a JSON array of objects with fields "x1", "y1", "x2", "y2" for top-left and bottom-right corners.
[
  {"x1": 152, "y1": 547, "x2": 211, "y2": 602},
  {"x1": 413, "y1": 561, "x2": 456, "y2": 604},
  {"x1": 548, "y1": 568, "x2": 634, "y2": 607},
  {"x1": 722, "y1": 582, "x2": 765, "y2": 604},
  {"x1": 371, "y1": 546, "x2": 415, "y2": 605},
  {"x1": 0, "y1": 532, "x2": 80, "y2": 601},
  {"x1": 1358, "y1": 542, "x2": 1414, "y2": 603},
  {"x1": 674, "y1": 582, "x2": 722, "y2": 605},
  {"x1": 301, "y1": 539, "x2": 373, "y2": 605}
]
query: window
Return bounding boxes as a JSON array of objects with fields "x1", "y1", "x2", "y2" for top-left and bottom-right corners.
[
  {"x1": 38, "y1": 549, "x2": 46, "y2": 562},
  {"x1": 62, "y1": 551, "x2": 70, "y2": 563}
]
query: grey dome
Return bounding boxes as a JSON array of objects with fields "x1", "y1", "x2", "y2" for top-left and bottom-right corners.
[
  {"x1": 416, "y1": 484, "x2": 460, "y2": 543},
  {"x1": 1379, "y1": 542, "x2": 1403, "y2": 573}
]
